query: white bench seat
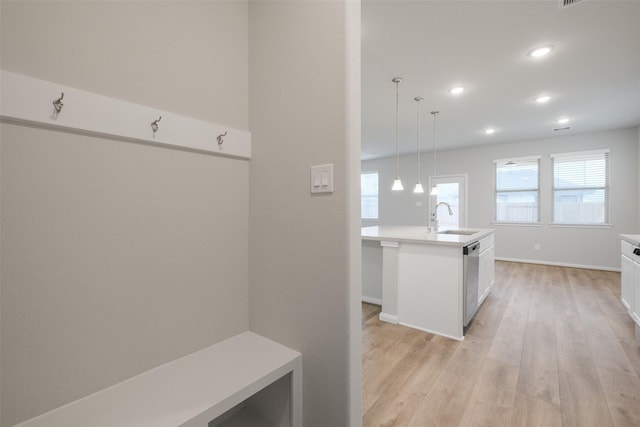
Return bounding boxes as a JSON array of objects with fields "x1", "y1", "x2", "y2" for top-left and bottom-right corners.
[{"x1": 13, "y1": 332, "x2": 302, "y2": 427}]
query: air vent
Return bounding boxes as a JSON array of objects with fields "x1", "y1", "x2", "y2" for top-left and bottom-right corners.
[
  {"x1": 559, "y1": 0, "x2": 584, "y2": 9},
  {"x1": 553, "y1": 126, "x2": 572, "y2": 132}
]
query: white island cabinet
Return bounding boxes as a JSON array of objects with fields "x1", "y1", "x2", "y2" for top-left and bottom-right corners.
[
  {"x1": 620, "y1": 234, "x2": 640, "y2": 344},
  {"x1": 478, "y1": 233, "x2": 495, "y2": 306},
  {"x1": 362, "y1": 226, "x2": 495, "y2": 340}
]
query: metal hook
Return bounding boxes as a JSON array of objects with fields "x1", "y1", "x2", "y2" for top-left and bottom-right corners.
[
  {"x1": 217, "y1": 131, "x2": 228, "y2": 146},
  {"x1": 151, "y1": 116, "x2": 162, "y2": 134},
  {"x1": 53, "y1": 92, "x2": 64, "y2": 113}
]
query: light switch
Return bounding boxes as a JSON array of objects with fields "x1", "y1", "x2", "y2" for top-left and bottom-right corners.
[{"x1": 310, "y1": 164, "x2": 334, "y2": 194}]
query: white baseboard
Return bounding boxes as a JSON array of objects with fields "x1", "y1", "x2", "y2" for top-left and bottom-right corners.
[
  {"x1": 379, "y1": 312, "x2": 398, "y2": 324},
  {"x1": 495, "y1": 257, "x2": 620, "y2": 272},
  {"x1": 361, "y1": 296, "x2": 382, "y2": 305},
  {"x1": 398, "y1": 322, "x2": 464, "y2": 341}
]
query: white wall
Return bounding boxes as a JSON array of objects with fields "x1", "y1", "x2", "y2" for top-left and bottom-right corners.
[
  {"x1": 363, "y1": 127, "x2": 639, "y2": 270},
  {"x1": 248, "y1": 1, "x2": 361, "y2": 426},
  {"x1": 1, "y1": 2, "x2": 250, "y2": 425}
]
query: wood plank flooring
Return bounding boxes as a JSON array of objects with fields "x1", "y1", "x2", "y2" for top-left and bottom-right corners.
[{"x1": 362, "y1": 261, "x2": 640, "y2": 427}]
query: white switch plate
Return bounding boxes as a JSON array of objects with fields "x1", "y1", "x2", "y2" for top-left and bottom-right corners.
[{"x1": 310, "y1": 164, "x2": 334, "y2": 194}]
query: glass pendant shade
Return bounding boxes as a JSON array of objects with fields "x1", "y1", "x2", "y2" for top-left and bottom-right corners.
[
  {"x1": 414, "y1": 183, "x2": 424, "y2": 193},
  {"x1": 430, "y1": 185, "x2": 439, "y2": 195},
  {"x1": 392, "y1": 178, "x2": 404, "y2": 191}
]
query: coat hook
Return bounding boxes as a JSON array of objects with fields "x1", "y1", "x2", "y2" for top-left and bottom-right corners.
[
  {"x1": 151, "y1": 116, "x2": 162, "y2": 134},
  {"x1": 53, "y1": 92, "x2": 64, "y2": 113},
  {"x1": 217, "y1": 131, "x2": 228, "y2": 146}
]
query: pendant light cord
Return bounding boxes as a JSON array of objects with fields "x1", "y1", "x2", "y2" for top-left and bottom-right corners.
[
  {"x1": 432, "y1": 111, "x2": 438, "y2": 179},
  {"x1": 395, "y1": 79, "x2": 401, "y2": 178},
  {"x1": 415, "y1": 97, "x2": 423, "y2": 182}
]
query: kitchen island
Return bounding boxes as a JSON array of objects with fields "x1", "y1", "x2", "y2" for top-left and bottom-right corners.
[{"x1": 362, "y1": 226, "x2": 495, "y2": 340}]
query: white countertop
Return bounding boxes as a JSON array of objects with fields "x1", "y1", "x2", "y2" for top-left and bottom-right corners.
[
  {"x1": 362, "y1": 226, "x2": 494, "y2": 247},
  {"x1": 620, "y1": 234, "x2": 640, "y2": 246}
]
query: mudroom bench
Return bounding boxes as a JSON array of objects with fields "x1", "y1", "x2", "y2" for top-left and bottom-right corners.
[{"x1": 13, "y1": 332, "x2": 302, "y2": 427}]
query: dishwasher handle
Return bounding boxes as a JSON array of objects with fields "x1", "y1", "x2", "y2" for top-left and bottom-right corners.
[{"x1": 463, "y1": 241, "x2": 480, "y2": 255}]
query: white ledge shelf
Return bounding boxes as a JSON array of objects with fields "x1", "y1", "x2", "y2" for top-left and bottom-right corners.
[
  {"x1": 0, "y1": 70, "x2": 251, "y2": 159},
  {"x1": 12, "y1": 332, "x2": 301, "y2": 427}
]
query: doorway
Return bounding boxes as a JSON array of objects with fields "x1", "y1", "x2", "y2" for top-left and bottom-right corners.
[{"x1": 429, "y1": 174, "x2": 468, "y2": 229}]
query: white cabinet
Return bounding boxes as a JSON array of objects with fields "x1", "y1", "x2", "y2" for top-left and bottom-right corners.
[
  {"x1": 620, "y1": 239, "x2": 640, "y2": 328},
  {"x1": 621, "y1": 249, "x2": 634, "y2": 313},
  {"x1": 633, "y1": 261, "x2": 640, "y2": 326},
  {"x1": 478, "y1": 234, "x2": 495, "y2": 306}
]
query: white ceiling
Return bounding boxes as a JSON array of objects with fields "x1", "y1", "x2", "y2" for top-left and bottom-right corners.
[{"x1": 361, "y1": 0, "x2": 640, "y2": 160}]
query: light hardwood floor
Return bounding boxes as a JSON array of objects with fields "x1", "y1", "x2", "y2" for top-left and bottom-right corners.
[{"x1": 362, "y1": 261, "x2": 640, "y2": 427}]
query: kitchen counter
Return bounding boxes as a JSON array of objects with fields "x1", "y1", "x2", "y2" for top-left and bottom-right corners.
[
  {"x1": 362, "y1": 225, "x2": 494, "y2": 246},
  {"x1": 620, "y1": 234, "x2": 640, "y2": 246}
]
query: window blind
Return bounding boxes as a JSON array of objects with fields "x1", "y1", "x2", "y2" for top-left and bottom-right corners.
[{"x1": 551, "y1": 149, "x2": 609, "y2": 225}]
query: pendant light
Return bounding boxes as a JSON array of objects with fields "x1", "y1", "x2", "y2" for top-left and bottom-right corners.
[
  {"x1": 391, "y1": 77, "x2": 404, "y2": 191},
  {"x1": 413, "y1": 96, "x2": 424, "y2": 193},
  {"x1": 430, "y1": 111, "x2": 439, "y2": 196}
]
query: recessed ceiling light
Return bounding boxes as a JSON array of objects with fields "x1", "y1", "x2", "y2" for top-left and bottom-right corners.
[
  {"x1": 528, "y1": 45, "x2": 555, "y2": 58},
  {"x1": 535, "y1": 95, "x2": 552, "y2": 104},
  {"x1": 485, "y1": 128, "x2": 496, "y2": 135},
  {"x1": 449, "y1": 86, "x2": 465, "y2": 95},
  {"x1": 557, "y1": 117, "x2": 570, "y2": 124}
]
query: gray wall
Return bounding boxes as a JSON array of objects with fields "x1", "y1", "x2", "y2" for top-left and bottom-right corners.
[
  {"x1": 1, "y1": 2, "x2": 250, "y2": 425},
  {"x1": 248, "y1": 1, "x2": 361, "y2": 426},
  {"x1": 363, "y1": 127, "x2": 639, "y2": 270}
]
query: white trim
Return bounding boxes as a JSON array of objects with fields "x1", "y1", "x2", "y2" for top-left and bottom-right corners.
[
  {"x1": 380, "y1": 240, "x2": 400, "y2": 248},
  {"x1": 549, "y1": 223, "x2": 613, "y2": 229},
  {"x1": 550, "y1": 148, "x2": 610, "y2": 159},
  {"x1": 493, "y1": 154, "x2": 541, "y2": 164},
  {"x1": 361, "y1": 296, "x2": 382, "y2": 306},
  {"x1": 398, "y1": 321, "x2": 464, "y2": 341},
  {"x1": 492, "y1": 222, "x2": 543, "y2": 227},
  {"x1": 378, "y1": 312, "x2": 398, "y2": 324},
  {"x1": 1, "y1": 70, "x2": 251, "y2": 159},
  {"x1": 495, "y1": 257, "x2": 620, "y2": 272}
]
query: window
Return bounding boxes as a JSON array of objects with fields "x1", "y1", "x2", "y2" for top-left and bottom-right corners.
[
  {"x1": 551, "y1": 149, "x2": 609, "y2": 225},
  {"x1": 361, "y1": 172, "x2": 379, "y2": 220},
  {"x1": 494, "y1": 157, "x2": 540, "y2": 223}
]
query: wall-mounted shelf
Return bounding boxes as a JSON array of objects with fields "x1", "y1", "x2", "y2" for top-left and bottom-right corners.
[{"x1": 0, "y1": 70, "x2": 251, "y2": 159}]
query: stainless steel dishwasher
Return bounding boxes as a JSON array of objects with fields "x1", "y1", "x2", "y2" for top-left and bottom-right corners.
[{"x1": 463, "y1": 241, "x2": 480, "y2": 327}]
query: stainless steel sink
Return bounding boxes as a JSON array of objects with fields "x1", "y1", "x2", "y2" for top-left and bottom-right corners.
[{"x1": 437, "y1": 229, "x2": 479, "y2": 235}]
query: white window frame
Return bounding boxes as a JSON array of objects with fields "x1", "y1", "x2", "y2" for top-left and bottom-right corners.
[
  {"x1": 493, "y1": 155, "x2": 541, "y2": 225},
  {"x1": 550, "y1": 149, "x2": 610, "y2": 227},
  {"x1": 361, "y1": 171, "x2": 379, "y2": 220}
]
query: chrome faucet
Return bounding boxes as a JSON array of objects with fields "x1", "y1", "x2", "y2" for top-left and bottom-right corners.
[{"x1": 431, "y1": 202, "x2": 453, "y2": 232}]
